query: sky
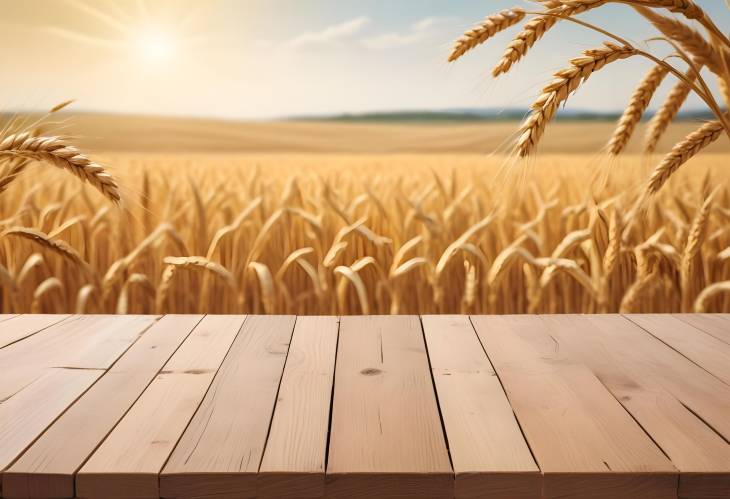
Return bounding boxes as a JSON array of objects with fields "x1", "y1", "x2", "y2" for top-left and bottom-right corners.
[{"x1": 0, "y1": 0, "x2": 728, "y2": 120}]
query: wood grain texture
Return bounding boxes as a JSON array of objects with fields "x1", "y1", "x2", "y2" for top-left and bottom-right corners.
[
  {"x1": 674, "y1": 313, "x2": 730, "y2": 344},
  {"x1": 0, "y1": 315, "x2": 157, "y2": 403},
  {"x1": 470, "y1": 315, "x2": 677, "y2": 499},
  {"x1": 0, "y1": 315, "x2": 157, "y2": 494},
  {"x1": 258, "y1": 316, "x2": 339, "y2": 499},
  {"x1": 160, "y1": 315, "x2": 296, "y2": 499},
  {"x1": 0, "y1": 315, "x2": 70, "y2": 349},
  {"x1": 76, "y1": 315, "x2": 245, "y2": 499},
  {"x1": 539, "y1": 314, "x2": 730, "y2": 499},
  {"x1": 626, "y1": 314, "x2": 730, "y2": 385},
  {"x1": 3, "y1": 315, "x2": 204, "y2": 499},
  {"x1": 422, "y1": 315, "x2": 539, "y2": 499},
  {"x1": 326, "y1": 315, "x2": 452, "y2": 499}
]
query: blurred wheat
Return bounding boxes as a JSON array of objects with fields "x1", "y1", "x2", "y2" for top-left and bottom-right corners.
[{"x1": 1, "y1": 153, "x2": 728, "y2": 314}]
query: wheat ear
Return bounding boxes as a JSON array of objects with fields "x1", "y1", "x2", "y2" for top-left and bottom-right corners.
[
  {"x1": 492, "y1": 1, "x2": 606, "y2": 77},
  {"x1": 162, "y1": 256, "x2": 236, "y2": 288},
  {"x1": 518, "y1": 42, "x2": 635, "y2": 156},
  {"x1": 694, "y1": 281, "x2": 730, "y2": 312},
  {"x1": 680, "y1": 192, "x2": 713, "y2": 311},
  {"x1": 0, "y1": 160, "x2": 29, "y2": 195},
  {"x1": 448, "y1": 8, "x2": 525, "y2": 62},
  {"x1": 1, "y1": 226, "x2": 93, "y2": 276},
  {"x1": 646, "y1": 120, "x2": 724, "y2": 194},
  {"x1": 634, "y1": 6, "x2": 720, "y2": 72},
  {"x1": 608, "y1": 65, "x2": 669, "y2": 155},
  {"x1": 0, "y1": 133, "x2": 120, "y2": 204},
  {"x1": 644, "y1": 71, "x2": 695, "y2": 153}
]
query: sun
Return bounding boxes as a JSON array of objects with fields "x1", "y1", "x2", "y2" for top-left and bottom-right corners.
[
  {"x1": 135, "y1": 30, "x2": 175, "y2": 62},
  {"x1": 46, "y1": 1, "x2": 201, "y2": 66}
]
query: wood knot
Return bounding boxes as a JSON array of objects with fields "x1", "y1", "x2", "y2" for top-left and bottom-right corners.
[{"x1": 360, "y1": 368, "x2": 382, "y2": 376}]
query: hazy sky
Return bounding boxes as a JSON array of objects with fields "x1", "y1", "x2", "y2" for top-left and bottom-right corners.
[{"x1": 1, "y1": 0, "x2": 728, "y2": 119}]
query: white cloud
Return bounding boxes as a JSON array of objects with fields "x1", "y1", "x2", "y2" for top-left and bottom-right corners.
[
  {"x1": 361, "y1": 17, "x2": 447, "y2": 50},
  {"x1": 412, "y1": 17, "x2": 444, "y2": 32},
  {"x1": 289, "y1": 17, "x2": 370, "y2": 48}
]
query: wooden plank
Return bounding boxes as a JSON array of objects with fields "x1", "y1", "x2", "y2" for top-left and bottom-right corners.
[
  {"x1": 470, "y1": 315, "x2": 677, "y2": 499},
  {"x1": 674, "y1": 313, "x2": 730, "y2": 345},
  {"x1": 0, "y1": 315, "x2": 157, "y2": 403},
  {"x1": 160, "y1": 315, "x2": 296, "y2": 499},
  {"x1": 326, "y1": 315, "x2": 452, "y2": 499},
  {"x1": 76, "y1": 315, "x2": 245, "y2": 499},
  {"x1": 3, "y1": 315, "x2": 204, "y2": 499},
  {"x1": 421, "y1": 315, "x2": 539, "y2": 499},
  {"x1": 626, "y1": 314, "x2": 730, "y2": 385},
  {"x1": 258, "y1": 316, "x2": 339, "y2": 499},
  {"x1": 0, "y1": 316, "x2": 158, "y2": 496},
  {"x1": 0, "y1": 315, "x2": 70, "y2": 349},
  {"x1": 0, "y1": 314, "x2": 19, "y2": 323},
  {"x1": 539, "y1": 314, "x2": 730, "y2": 499}
]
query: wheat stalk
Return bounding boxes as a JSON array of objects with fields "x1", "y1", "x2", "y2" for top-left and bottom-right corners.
[
  {"x1": 163, "y1": 256, "x2": 236, "y2": 288},
  {"x1": 644, "y1": 72, "x2": 696, "y2": 153},
  {"x1": 492, "y1": 1, "x2": 607, "y2": 77},
  {"x1": 518, "y1": 42, "x2": 636, "y2": 156},
  {"x1": 448, "y1": 8, "x2": 525, "y2": 62},
  {"x1": 694, "y1": 281, "x2": 730, "y2": 312},
  {"x1": 0, "y1": 133, "x2": 120, "y2": 203},
  {"x1": 2, "y1": 226, "x2": 93, "y2": 277},
  {"x1": 647, "y1": 120, "x2": 724, "y2": 194},
  {"x1": 608, "y1": 65, "x2": 669, "y2": 155},
  {"x1": 680, "y1": 191, "x2": 713, "y2": 311}
]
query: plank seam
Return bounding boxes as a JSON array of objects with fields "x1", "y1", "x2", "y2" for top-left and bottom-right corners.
[
  {"x1": 255, "y1": 315, "x2": 299, "y2": 474},
  {"x1": 588, "y1": 366, "x2": 675, "y2": 463},
  {"x1": 589, "y1": 374, "x2": 685, "y2": 497},
  {"x1": 676, "y1": 399, "x2": 730, "y2": 446},
  {"x1": 622, "y1": 315, "x2": 730, "y2": 388},
  {"x1": 0, "y1": 314, "x2": 19, "y2": 323},
  {"x1": 323, "y1": 316, "x2": 341, "y2": 472},
  {"x1": 417, "y1": 316, "x2": 455, "y2": 473},
  {"x1": 157, "y1": 314, "x2": 250, "y2": 483},
  {"x1": 0, "y1": 314, "x2": 73, "y2": 350},
  {"x1": 466, "y1": 316, "x2": 542, "y2": 475},
  {"x1": 2, "y1": 315, "x2": 162, "y2": 474},
  {"x1": 68, "y1": 314, "x2": 206, "y2": 497},
  {"x1": 672, "y1": 314, "x2": 730, "y2": 347},
  {"x1": 542, "y1": 317, "x2": 682, "y2": 464}
]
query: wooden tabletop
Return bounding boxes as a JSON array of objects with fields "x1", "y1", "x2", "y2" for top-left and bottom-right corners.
[{"x1": 0, "y1": 314, "x2": 728, "y2": 499}]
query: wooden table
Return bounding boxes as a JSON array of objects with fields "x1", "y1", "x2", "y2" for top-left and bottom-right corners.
[{"x1": 1, "y1": 314, "x2": 729, "y2": 499}]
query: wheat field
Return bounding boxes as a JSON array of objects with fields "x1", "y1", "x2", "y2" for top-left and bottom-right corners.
[{"x1": 1, "y1": 151, "x2": 728, "y2": 315}]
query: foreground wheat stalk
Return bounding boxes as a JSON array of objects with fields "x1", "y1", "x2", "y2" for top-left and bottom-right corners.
[
  {"x1": 449, "y1": 0, "x2": 730, "y2": 193},
  {"x1": 0, "y1": 133, "x2": 120, "y2": 204}
]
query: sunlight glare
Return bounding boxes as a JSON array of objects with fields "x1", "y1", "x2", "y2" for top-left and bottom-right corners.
[{"x1": 135, "y1": 30, "x2": 174, "y2": 62}]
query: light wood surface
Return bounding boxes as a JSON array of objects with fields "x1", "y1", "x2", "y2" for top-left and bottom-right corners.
[
  {"x1": 470, "y1": 315, "x2": 677, "y2": 499},
  {"x1": 3, "y1": 315, "x2": 203, "y2": 499},
  {"x1": 673, "y1": 313, "x2": 730, "y2": 344},
  {"x1": 0, "y1": 315, "x2": 69, "y2": 349},
  {"x1": 422, "y1": 315, "x2": 539, "y2": 499},
  {"x1": 160, "y1": 315, "x2": 295, "y2": 499},
  {"x1": 76, "y1": 315, "x2": 245, "y2": 499},
  {"x1": 0, "y1": 315, "x2": 157, "y2": 403},
  {"x1": 258, "y1": 316, "x2": 339, "y2": 499},
  {"x1": 3, "y1": 314, "x2": 730, "y2": 499},
  {"x1": 326, "y1": 315, "x2": 452, "y2": 499},
  {"x1": 626, "y1": 314, "x2": 730, "y2": 385},
  {"x1": 539, "y1": 314, "x2": 730, "y2": 499},
  {"x1": 0, "y1": 315, "x2": 157, "y2": 493}
]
